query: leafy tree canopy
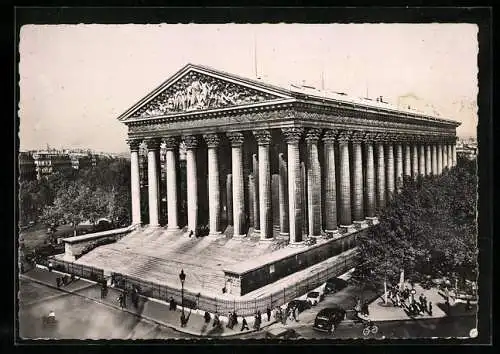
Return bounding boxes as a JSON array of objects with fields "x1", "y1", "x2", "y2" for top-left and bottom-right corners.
[{"x1": 353, "y1": 156, "x2": 477, "y2": 286}]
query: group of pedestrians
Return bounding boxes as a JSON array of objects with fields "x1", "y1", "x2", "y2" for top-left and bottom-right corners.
[
  {"x1": 387, "y1": 285, "x2": 433, "y2": 317},
  {"x1": 274, "y1": 305, "x2": 299, "y2": 325},
  {"x1": 354, "y1": 297, "x2": 370, "y2": 316},
  {"x1": 55, "y1": 274, "x2": 76, "y2": 288}
]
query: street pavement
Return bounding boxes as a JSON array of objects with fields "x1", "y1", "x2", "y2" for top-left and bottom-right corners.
[
  {"x1": 18, "y1": 267, "x2": 275, "y2": 339},
  {"x1": 18, "y1": 267, "x2": 477, "y2": 340}
]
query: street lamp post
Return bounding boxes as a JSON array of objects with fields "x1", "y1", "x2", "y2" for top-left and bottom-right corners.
[{"x1": 179, "y1": 269, "x2": 186, "y2": 318}]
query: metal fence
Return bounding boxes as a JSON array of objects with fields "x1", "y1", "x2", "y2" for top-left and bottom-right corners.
[
  {"x1": 47, "y1": 257, "x2": 105, "y2": 283},
  {"x1": 111, "y1": 250, "x2": 358, "y2": 316}
]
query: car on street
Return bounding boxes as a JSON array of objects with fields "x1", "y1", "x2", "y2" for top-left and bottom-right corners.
[
  {"x1": 324, "y1": 277, "x2": 348, "y2": 294},
  {"x1": 306, "y1": 290, "x2": 324, "y2": 306},
  {"x1": 313, "y1": 306, "x2": 346, "y2": 333},
  {"x1": 286, "y1": 300, "x2": 311, "y2": 313},
  {"x1": 265, "y1": 327, "x2": 302, "y2": 340}
]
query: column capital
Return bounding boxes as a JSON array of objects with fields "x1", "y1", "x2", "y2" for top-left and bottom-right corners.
[
  {"x1": 337, "y1": 130, "x2": 352, "y2": 144},
  {"x1": 253, "y1": 129, "x2": 272, "y2": 145},
  {"x1": 144, "y1": 137, "x2": 162, "y2": 150},
  {"x1": 126, "y1": 138, "x2": 142, "y2": 151},
  {"x1": 373, "y1": 132, "x2": 389, "y2": 143},
  {"x1": 183, "y1": 135, "x2": 199, "y2": 149},
  {"x1": 322, "y1": 129, "x2": 340, "y2": 143},
  {"x1": 226, "y1": 131, "x2": 245, "y2": 147},
  {"x1": 350, "y1": 131, "x2": 365, "y2": 144},
  {"x1": 282, "y1": 127, "x2": 304, "y2": 144},
  {"x1": 305, "y1": 128, "x2": 322, "y2": 143},
  {"x1": 363, "y1": 132, "x2": 378, "y2": 143},
  {"x1": 391, "y1": 134, "x2": 406, "y2": 144},
  {"x1": 162, "y1": 136, "x2": 179, "y2": 150},
  {"x1": 203, "y1": 133, "x2": 221, "y2": 148}
]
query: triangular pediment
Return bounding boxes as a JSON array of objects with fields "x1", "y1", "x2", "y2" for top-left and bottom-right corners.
[{"x1": 118, "y1": 64, "x2": 294, "y2": 121}]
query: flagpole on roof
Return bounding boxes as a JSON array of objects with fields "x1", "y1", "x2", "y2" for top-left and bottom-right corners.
[{"x1": 254, "y1": 33, "x2": 259, "y2": 79}]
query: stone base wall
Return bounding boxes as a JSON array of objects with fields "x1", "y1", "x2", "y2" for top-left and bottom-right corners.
[{"x1": 227, "y1": 229, "x2": 364, "y2": 296}]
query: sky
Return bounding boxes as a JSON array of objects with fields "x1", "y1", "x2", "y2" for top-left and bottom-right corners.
[{"x1": 18, "y1": 24, "x2": 478, "y2": 153}]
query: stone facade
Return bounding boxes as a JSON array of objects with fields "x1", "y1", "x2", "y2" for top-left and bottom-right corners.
[{"x1": 117, "y1": 64, "x2": 460, "y2": 293}]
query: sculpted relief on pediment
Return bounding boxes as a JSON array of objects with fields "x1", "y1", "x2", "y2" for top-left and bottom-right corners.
[{"x1": 133, "y1": 71, "x2": 282, "y2": 118}]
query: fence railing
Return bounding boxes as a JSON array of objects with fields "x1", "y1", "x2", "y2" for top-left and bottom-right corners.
[
  {"x1": 47, "y1": 257, "x2": 105, "y2": 283},
  {"x1": 111, "y1": 250, "x2": 358, "y2": 316}
]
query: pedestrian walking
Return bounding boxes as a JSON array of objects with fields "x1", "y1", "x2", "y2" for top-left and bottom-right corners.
[
  {"x1": 213, "y1": 313, "x2": 220, "y2": 328},
  {"x1": 180, "y1": 312, "x2": 187, "y2": 327},
  {"x1": 117, "y1": 293, "x2": 124, "y2": 309},
  {"x1": 204, "y1": 311, "x2": 211, "y2": 323},
  {"x1": 240, "y1": 317, "x2": 249, "y2": 331},
  {"x1": 428, "y1": 301, "x2": 433, "y2": 316},
  {"x1": 294, "y1": 306, "x2": 299, "y2": 322},
  {"x1": 48, "y1": 261, "x2": 53, "y2": 272},
  {"x1": 266, "y1": 306, "x2": 271, "y2": 322},
  {"x1": 56, "y1": 277, "x2": 61, "y2": 288},
  {"x1": 291, "y1": 306, "x2": 297, "y2": 322}
]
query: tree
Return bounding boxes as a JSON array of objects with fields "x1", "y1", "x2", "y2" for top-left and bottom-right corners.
[
  {"x1": 39, "y1": 181, "x2": 106, "y2": 236},
  {"x1": 353, "y1": 157, "x2": 478, "y2": 287}
]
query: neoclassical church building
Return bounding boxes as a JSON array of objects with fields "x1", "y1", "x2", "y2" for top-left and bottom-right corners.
[{"x1": 69, "y1": 64, "x2": 459, "y2": 305}]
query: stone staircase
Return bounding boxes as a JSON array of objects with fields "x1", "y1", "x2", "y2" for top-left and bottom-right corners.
[{"x1": 75, "y1": 225, "x2": 276, "y2": 296}]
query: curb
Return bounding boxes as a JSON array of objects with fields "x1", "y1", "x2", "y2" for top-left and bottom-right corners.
[{"x1": 20, "y1": 272, "x2": 274, "y2": 338}]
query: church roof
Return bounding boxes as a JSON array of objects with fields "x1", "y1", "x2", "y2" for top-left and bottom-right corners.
[{"x1": 117, "y1": 63, "x2": 460, "y2": 127}]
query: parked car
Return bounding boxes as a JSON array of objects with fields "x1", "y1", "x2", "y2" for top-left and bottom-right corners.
[
  {"x1": 286, "y1": 300, "x2": 311, "y2": 314},
  {"x1": 306, "y1": 291, "x2": 325, "y2": 306},
  {"x1": 265, "y1": 327, "x2": 302, "y2": 340},
  {"x1": 313, "y1": 307, "x2": 346, "y2": 333},
  {"x1": 324, "y1": 277, "x2": 348, "y2": 294}
]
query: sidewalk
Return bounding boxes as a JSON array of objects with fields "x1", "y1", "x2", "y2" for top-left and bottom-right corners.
[
  {"x1": 20, "y1": 267, "x2": 276, "y2": 337},
  {"x1": 366, "y1": 282, "x2": 477, "y2": 322}
]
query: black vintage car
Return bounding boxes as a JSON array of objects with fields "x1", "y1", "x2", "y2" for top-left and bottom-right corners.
[
  {"x1": 286, "y1": 299, "x2": 312, "y2": 313},
  {"x1": 313, "y1": 306, "x2": 346, "y2": 333},
  {"x1": 324, "y1": 277, "x2": 348, "y2": 294}
]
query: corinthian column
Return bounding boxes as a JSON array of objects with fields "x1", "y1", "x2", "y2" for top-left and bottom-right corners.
[
  {"x1": 323, "y1": 130, "x2": 339, "y2": 234},
  {"x1": 305, "y1": 128, "x2": 322, "y2": 237},
  {"x1": 425, "y1": 143, "x2": 432, "y2": 176},
  {"x1": 184, "y1": 135, "x2": 198, "y2": 233},
  {"x1": 252, "y1": 154, "x2": 260, "y2": 232},
  {"x1": 278, "y1": 153, "x2": 289, "y2": 237},
  {"x1": 443, "y1": 141, "x2": 448, "y2": 171},
  {"x1": 227, "y1": 132, "x2": 246, "y2": 238},
  {"x1": 338, "y1": 130, "x2": 354, "y2": 231},
  {"x1": 404, "y1": 140, "x2": 412, "y2": 178},
  {"x1": 364, "y1": 133, "x2": 376, "y2": 222},
  {"x1": 253, "y1": 129, "x2": 273, "y2": 241},
  {"x1": 203, "y1": 133, "x2": 222, "y2": 236},
  {"x1": 145, "y1": 138, "x2": 161, "y2": 227},
  {"x1": 163, "y1": 137, "x2": 179, "y2": 231},
  {"x1": 282, "y1": 127, "x2": 304, "y2": 245},
  {"x1": 127, "y1": 139, "x2": 142, "y2": 226},
  {"x1": 411, "y1": 140, "x2": 419, "y2": 179},
  {"x1": 351, "y1": 131, "x2": 365, "y2": 227},
  {"x1": 375, "y1": 134, "x2": 386, "y2": 210},
  {"x1": 419, "y1": 141, "x2": 425, "y2": 177},
  {"x1": 385, "y1": 135, "x2": 395, "y2": 201},
  {"x1": 446, "y1": 142, "x2": 453, "y2": 169},
  {"x1": 452, "y1": 139, "x2": 457, "y2": 166},
  {"x1": 437, "y1": 141, "x2": 443, "y2": 175},
  {"x1": 394, "y1": 136, "x2": 403, "y2": 192},
  {"x1": 432, "y1": 142, "x2": 438, "y2": 175}
]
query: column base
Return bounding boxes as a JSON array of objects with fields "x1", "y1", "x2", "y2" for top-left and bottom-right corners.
[
  {"x1": 288, "y1": 241, "x2": 306, "y2": 248},
  {"x1": 166, "y1": 226, "x2": 180, "y2": 232},
  {"x1": 339, "y1": 224, "x2": 356, "y2": 233},
  {"x1": 324, "y1": 229, "x2": 341, "y2": 238},
  {"x1": 208, "y1": 231, "x2": 222, "y2": 237},
  {"x1": 308, "y1": 234, "x2": 322, "y2": 238},
  {"x1": 353, "y1": 220, "x2": 369, "y2": 229},
  {"x1": 259, "y1": 238, "x2": 274, "y2": 243},
  {"x1": 232, "y1": 234, "x2": 247, "y2": 239},
  {"x1": 365, "y1": 217, "x2": 379, "y2": 226}
]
